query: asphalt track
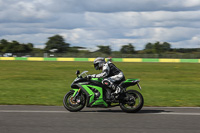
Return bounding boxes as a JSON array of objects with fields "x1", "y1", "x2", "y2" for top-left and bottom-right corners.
[{"x1": 0, "y1": 105, "x2": 200, "y2": 133}]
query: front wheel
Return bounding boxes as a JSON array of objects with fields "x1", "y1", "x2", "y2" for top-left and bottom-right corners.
[
  {"x1": 63, "y1": 90, "x2": 86, "y2": 112},
  {"x1": 120, "y1": 90, "x2": 144, "y2": 113}
]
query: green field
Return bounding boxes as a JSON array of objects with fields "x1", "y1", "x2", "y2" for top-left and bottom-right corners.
[{"x1": 0, "y1": 61, "x2": 200, "y2": 107}]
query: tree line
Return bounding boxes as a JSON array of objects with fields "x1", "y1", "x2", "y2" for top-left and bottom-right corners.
[
  {"x1": 0, "y1": 34, "x2": 199, "y2": 55},
  {"x1": 0, "y1": 39, "x2": 34, "y2": 53}
]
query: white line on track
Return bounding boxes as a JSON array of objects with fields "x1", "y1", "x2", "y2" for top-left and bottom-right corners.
[
  {"x1": 1, "y1": 110, "x2": 200, "y2": 115},
  {"x1": 143, "y1": 107, "x2": 200, "y2": 109},
  {"x1": 0, "y1": 110, "x2": 68, "y2": 113},
  {"x1": 158, "y1": 112, "x2": 200, "y2": 116}
]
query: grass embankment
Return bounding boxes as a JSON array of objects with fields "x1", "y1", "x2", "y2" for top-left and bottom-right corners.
[{"x1": 0, "y1": 61, "x2": 199, "y2": 106}]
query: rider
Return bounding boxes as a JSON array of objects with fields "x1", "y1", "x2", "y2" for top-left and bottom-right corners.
[{"x1": 87, "y1": 57, "x2": 125, "y2": 95}]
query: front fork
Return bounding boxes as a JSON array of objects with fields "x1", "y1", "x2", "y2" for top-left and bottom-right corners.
[{"x1": 72, "y1": 88, "x2": 81, "y2": 102}]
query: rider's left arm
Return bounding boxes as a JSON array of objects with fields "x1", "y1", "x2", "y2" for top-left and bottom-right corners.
[{"x1": 95, "y1": 63, "x2": 110, "y2": 78}]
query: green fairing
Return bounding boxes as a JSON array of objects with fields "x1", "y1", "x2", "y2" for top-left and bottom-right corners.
[
  {"x1": 81, "y1": 84, "x2": 108, "y2": 107},
  {"x1": 123, "y1": 79, "x2": 140, "y2": 83},
  {"x1": 91, "y1": 78, "x2": 103, "y2": 82}
]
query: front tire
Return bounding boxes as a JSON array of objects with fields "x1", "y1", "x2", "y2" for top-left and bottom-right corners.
[
  {"x1": 120, "y1": 90, "x2": 144, "y2": 113},
  {"x1": 63, "y1": 90, "x2": 86, "y2": 112}
]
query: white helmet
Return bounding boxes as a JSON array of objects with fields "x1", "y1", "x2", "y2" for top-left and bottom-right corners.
[{"x1": 94, "y1": 57, "x2": 105, "y2": 70}]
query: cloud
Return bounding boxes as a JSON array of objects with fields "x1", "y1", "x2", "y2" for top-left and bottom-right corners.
[
  {"x1": 40, "y1": 0, "x2": 200, "y2": 13},
  {"x1": 0, "y1": 0, "x2": 200, "y2": 51},
  {"x1": 0, "y1": 1, "x2": 51, "y2": 23}
]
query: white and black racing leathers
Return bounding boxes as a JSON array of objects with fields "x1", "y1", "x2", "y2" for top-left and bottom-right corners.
[{"x1": 90, "y1": 61, "x2": 125, "y2": 92}]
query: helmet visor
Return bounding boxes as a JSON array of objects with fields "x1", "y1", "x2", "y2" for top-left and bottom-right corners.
[{"x1": 94, "y1": 63, "x2": 99, "y2": 70}]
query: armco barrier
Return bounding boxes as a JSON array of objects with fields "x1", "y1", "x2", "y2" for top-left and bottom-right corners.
[{"x1": 0, "y1": 57, "x2": 200, "y2": 63}]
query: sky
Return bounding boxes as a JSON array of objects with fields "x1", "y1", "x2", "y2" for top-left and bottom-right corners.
[{"x1": 1, "y1": 0, "x2": 200, "y2": 51}]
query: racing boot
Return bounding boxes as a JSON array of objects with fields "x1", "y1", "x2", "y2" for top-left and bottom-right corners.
[
  {"x1": 114, "y1": 86, "x2": 121, "y2": 94},
  {"x1": 111, "y1": 85, "x2": 121, "y2": 99}
]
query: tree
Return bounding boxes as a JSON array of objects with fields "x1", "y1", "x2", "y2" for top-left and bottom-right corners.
[
  {"x1": 120, "y1": 43, "x2": 135, "y2": 54},
  {"x1": 45, "y1": 35, "x2": 70, "y2": 53},
  {"x1": 153, "y1": 41, "x2": 162, "y2": 54},
  {"x1": 145, "y1": 42, "x2": 153, "y2": 50},
  {"x1": 16, "y1": 44, "x2": 27, "y2": 53},
  {"x1": 0, "y1": 39, "x2": 9, "y2": 46},
  {"x1": 0, "y1": 39, "x2": 11, "y2": 52},
  {"x1": 0, "y1": 44, "x2": 3, "y2": 52},
  {"x1": 0, "y1": 39, "x2": 34, "y2": 53},
  {"x1": 2, "y1": 41, "x2": 15, "y2": 53},
  {"x1": 96, "y1": 45, "x2": 111, "y2": 55},
  {"x1": 144, "y1": 41, "x2": 171, "y2": 54},
  {"x1": 162, "y1": 42, "x2": 171, "y2": 52}
]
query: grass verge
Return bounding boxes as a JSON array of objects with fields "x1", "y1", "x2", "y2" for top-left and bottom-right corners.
[{"x1": 0, "y1": 61, "x2": 199, "y2": 106}]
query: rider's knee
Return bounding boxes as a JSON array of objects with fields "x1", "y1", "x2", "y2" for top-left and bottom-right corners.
[{"x1": 102, "y1": 79, "x2": 112, "y2": 87}]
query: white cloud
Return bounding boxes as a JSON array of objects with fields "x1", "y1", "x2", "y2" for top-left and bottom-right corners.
[
  {"x1": 0, "y1": 0, "x2": 51, "y2": 23},
  {"x1": 183, "y1": 0, "x2": 200, "y2": 7},
  {"x1": 0, "y1": 0, "x2": 200, "y2": 50}
]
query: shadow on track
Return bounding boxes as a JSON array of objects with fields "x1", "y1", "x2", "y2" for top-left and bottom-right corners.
[
  {"x1": 80, "y1": 108, "x2": 172, "y2": 113},
  {"x1": 138, "y1": 109, "x2": 172, "y2": 114}
]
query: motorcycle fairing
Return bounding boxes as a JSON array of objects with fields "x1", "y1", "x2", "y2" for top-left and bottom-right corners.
[
  {"x1": 74, "y1": 83, "x2": 108, "y2": 107},
  {"x1": 120, "y1": 79, "x2": 140, "y2": 88}
]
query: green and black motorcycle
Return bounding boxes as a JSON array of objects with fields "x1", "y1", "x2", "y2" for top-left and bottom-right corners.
[{"x1": 63, "y1": 70, "x2": 144, "y2": 113}]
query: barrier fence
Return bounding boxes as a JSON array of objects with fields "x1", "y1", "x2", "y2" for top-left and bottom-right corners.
[{"x1": 0, "y1": 57, "x2": 200, "y2": 63}]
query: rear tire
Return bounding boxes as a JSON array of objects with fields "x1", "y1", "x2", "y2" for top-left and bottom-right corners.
[
  {"x1": 120, "y1": 90, "x2": 144, "y2": 113},
  {"x1": 63, "y1": 90, "x2": 86, "y2": 112}
]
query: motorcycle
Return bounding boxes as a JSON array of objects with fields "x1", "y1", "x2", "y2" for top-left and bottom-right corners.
[{"x1": 63, "y1": 70, "x2": 144, "y2": 113}]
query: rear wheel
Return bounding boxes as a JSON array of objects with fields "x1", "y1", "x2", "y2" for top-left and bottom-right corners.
[
  {"x1": 120, "y1": 90, "x2": 144, "y2": 113},
  {"x1": 63, "y1": 90, "x2": 86, "y2": 112}
]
